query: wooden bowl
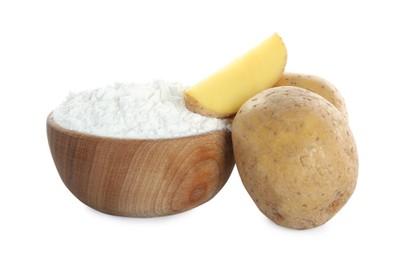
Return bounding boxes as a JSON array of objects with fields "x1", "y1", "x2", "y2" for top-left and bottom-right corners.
[{"x1": 47, "y1": 113, "x2": 234, "y2": 217}]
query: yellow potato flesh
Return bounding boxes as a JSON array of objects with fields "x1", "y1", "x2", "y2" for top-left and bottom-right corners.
[{"x1": 184, "y1": 33, "x2": 287, "y2": 118}]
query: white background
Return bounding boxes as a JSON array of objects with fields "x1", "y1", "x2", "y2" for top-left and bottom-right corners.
[{"x1": 1, "y1": 0, "x2": 408, "y2": 259}]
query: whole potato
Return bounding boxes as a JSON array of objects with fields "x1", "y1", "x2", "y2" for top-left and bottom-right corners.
[{"x1": 232, "y1": 86, "x2": 358, "y2": 229}]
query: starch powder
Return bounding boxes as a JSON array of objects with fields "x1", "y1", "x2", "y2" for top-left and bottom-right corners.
[{"x1": 53, "y1": 80, "x2": 231, "y2": 139}]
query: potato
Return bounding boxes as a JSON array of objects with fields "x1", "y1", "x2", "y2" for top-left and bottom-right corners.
[
  {"x1": 184, "y1": 33, "x2": 287, "y2": 118},
  {"x1": 232, "y1": 86, "x2": 358, "y2": 229},
  {"x1": 274, "y1": 72, "x2": 348, "y2": 120}
]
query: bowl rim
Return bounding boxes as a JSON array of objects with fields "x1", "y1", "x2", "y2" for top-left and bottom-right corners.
[{"x1": 47, "y1": 112, "x2": 231, "y2": 142}]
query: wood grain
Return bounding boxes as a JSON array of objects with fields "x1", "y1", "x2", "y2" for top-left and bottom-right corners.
[{"x1": 47, "y1": 113, "x2": 234, "y2": 217}]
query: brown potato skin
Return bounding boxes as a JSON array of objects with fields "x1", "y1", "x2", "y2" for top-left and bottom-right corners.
[
  {"x1": 183, "y1": 91, "x2": 233, "y2": 118},
  {"x1": 232, "y1": 86, "x2": 358, "y2": 229},
  {"x1": 274, "y1": 72, "x2": 348, "y2": 120}
]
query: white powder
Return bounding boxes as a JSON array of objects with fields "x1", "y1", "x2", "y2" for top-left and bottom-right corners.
[{"x1": 53, "y1": 80, "x2": 231, "y2": 139}]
